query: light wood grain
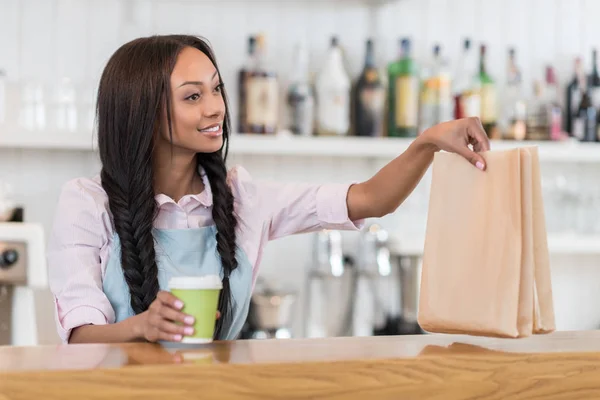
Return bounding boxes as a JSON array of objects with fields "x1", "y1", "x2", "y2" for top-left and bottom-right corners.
[
  {"x1": 3, "y1": 331, "x2": 600, "y2": 399},
  {"x1": 4, "y1": 351, "x2": 600, "y2": 399}
]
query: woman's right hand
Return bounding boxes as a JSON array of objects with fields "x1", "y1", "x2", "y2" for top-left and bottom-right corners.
[{"x1": 136, "y1": 291, "x2": 196, "y2": 342}]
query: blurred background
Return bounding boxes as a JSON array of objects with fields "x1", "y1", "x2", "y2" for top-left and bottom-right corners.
[{"x1": 0, "y1": 0, "x2": 599, "y2": 345}]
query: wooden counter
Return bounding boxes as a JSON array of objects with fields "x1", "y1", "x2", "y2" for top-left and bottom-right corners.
[{"x1": 3, "y1": 330, "x2": 600, "y2": 399}]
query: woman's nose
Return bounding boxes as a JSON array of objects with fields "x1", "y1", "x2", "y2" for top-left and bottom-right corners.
[{"x1": 203, "y1": 93, "x2": 225, "y2": 119}]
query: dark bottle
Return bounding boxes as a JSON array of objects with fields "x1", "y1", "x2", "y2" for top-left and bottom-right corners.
[
  {"x1": 565, "y1": 58, "x2": 585, "y2": 136},
  {"x1": 588, "y1": 49, "x2": 600, "y2": 109},
  {"x1": 247, "y1": 34, "x2": 279, "y2": 134},
  {"x1": 353, "y1": 39, "x2": 385, "y2": 137},
  {"x1": 573, "y1": 91, "x2": 597, "y2": 142},
  {"x1": 238, "y1": 36, "x2": 256, "y2": 134}
]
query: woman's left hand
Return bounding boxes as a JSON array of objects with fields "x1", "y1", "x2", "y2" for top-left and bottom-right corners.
[{"x1": 419, "y1": 117, "x2": 491, "y2": 170}]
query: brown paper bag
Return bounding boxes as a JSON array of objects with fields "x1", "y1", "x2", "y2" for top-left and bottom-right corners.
[{"x1": 417, "y1": 147, "x2": 555, "y2": 338}]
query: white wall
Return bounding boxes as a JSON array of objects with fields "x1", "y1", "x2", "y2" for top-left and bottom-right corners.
[{"x1": 1, "y1": 0, "x2": 600, "y2": 335}]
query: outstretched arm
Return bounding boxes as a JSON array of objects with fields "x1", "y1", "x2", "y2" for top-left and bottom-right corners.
[{"x1": 347, "y1": 118, "x2": 491, "y2": 220}]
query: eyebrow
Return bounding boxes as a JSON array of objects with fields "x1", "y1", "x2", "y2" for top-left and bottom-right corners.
[{"x1": 177, "y1": 70, "x2": 219, "y2": 88}]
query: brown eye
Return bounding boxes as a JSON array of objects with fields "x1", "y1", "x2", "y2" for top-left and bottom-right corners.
[
  {"x1": 214, "y1": 83, "x2": 224, "y2": 94},
  {"x1": 186, "y1": 93, "x2": 200, "y2": 101}
]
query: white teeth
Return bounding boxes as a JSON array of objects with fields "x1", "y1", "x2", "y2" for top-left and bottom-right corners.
[{"x1": 200, "y1": 126, "x2": 219, "y2": 132}]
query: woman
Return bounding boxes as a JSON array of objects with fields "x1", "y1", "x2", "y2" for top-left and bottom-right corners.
[{"x1": 47, "y1": 35, "x2": 490, "y2": 344}]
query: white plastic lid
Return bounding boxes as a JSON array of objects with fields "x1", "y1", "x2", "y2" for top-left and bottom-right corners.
[{"x1": 168, "y1": 275, "x2": 223, "y2": 290}]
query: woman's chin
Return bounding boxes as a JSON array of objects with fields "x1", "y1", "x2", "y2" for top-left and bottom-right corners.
[{"x1": 195, "y1": 136, "x2": 224, "y2": 154}]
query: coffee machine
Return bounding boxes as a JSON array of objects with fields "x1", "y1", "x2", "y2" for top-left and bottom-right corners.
[
  {"x1": 303, "y1": 229, "x2": 356, "y2": 338},
  {"x1": 0, "y1": 222, "x2": 60, "y2": 346},
  {"x1": 239, "y1": 279, "x2": 296, "y2": 340},
  {"x1": 353, "y1": 224, "x2": 424, "y2": 336}
]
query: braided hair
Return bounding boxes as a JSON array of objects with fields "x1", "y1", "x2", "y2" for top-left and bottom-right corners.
[{"x1": 97, "y1": 35, "x2": 238, "y2": 339}]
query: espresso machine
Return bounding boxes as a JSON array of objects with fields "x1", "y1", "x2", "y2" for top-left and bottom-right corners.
[
  {"x1": 353, "y1": 224, "x2": 424, "y2": 336},
  {"x1": 0, "y1": 222, "x2": 60, "y2": 346},
  {"x1": 303, "y1": 229, "x2": 356, "y2": 338},
  {"x1": 239, "y1": 279, "x2": 296, "y2": 340}
]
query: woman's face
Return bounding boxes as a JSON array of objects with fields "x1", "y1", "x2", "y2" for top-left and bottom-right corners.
[{"x1": 159, "y1": 46, "x2": 225, "y2": 154}]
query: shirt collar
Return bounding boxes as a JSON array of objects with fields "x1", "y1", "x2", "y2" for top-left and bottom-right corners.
[{"x1": 154, "y1": 168, "x2": 213, "y2": 208}]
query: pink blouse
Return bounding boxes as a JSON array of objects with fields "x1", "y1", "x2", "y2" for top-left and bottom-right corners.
[{"x1": 47, "y1": 165, "x2": 364, "y2": 343}]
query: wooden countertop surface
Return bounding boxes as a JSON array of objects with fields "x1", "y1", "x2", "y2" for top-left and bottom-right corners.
[{"x1": 3, "y1": 330, "x2": 600, "y2": 399}]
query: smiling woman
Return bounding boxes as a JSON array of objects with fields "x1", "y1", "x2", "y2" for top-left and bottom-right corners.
[
  {"x1": 46, "y1": 34, "x2": 490, "y2": 347},
  {"x1": 49, "y1": 35, "x2": 244, "y2": 345}
]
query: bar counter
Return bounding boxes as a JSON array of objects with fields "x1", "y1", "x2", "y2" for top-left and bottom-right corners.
[{"x1": 3, "y1": 330, "x2": 600, "y2": 399}]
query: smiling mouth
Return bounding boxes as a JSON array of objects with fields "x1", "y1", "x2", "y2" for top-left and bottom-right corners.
[
  {"x1": 198, "y1": 124, "x2": 221, "y2": 133},
  {"x1": 197, "y1": 123, "x2": 223, "y2": 137}
]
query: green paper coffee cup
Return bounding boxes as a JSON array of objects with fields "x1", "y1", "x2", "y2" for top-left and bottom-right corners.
[{"x1": 168, "y1": 275, "x2": 222, "y2": 344}]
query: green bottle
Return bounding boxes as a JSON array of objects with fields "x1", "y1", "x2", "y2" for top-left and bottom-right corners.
[
  {"x1": 478, "y1": 44, "x2": 498, "y2": 138},
  {"x1": 388, "y1": 38, "x2": 419, "y2": 137}
]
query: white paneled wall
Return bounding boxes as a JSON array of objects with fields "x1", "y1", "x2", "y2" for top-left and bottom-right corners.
[
  {"x1": 1, "y1": 0, "x2": 598, "y2": 124},
  {"x1": 1, "y1": 0, "x2": 600, "y2": 335}
]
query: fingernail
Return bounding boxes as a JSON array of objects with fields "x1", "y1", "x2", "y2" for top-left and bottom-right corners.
[
  {"x1": 184, "y1": 316, "x2": 195, "y2": 325},
  {"x1": 174, "y1": 300, "x2": 184, "y2": 309},
  {"x1": 184, "y1": 327, "x2": 194, "y2": 336},
  {"x1": 476, "y1": 161, "x2": 484, "y2": 170},
  {"x1": 173, "y1": 334, "x2": 183, "y2": 341}
]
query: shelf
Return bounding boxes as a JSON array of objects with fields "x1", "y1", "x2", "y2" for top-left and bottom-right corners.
[
  {"x1": 229, "y1": 133, "x2": 410, "y2": 158},
  {"x1": 230, "y1": 134, "x2": 600, "y2": 162},
  {"x1": 547, "y1": 234, "x2": 600, "y2": 256},
  {"x1": 0, "y1": 131, "x2": 97, "y2": 151},
  {"x1": 352, "y1": 0, "x2": 398, "y2": 5},
  {"x1": 1, "y1": 130, "x2": 600, "y2": 163},
  {"x1": 389, "y1": 234, "x2": 600, "y2": 257},
  {"x1": 174, "y1": 0, "x2": 399, "y2": 5}
]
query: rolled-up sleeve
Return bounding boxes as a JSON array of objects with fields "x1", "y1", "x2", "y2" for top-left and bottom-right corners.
[
  {"x1": 47, "y1": 179, "x2": 116, "y2": 343},
  {"x1": 229, "y1": 166, "x2": 364, "y2": 241}
]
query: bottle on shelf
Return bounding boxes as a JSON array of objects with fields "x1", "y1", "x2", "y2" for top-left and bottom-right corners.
[
  {"x1": 453, "y1": 38, "x2": 480, "y2": 121},
  {"x1": 419, "y1": 44, "x2": 453, "y2": 134},
  {"x1": 436, "y1": 46, "x2": 453, "y2": 125},
  {"x1": 287, "y1": 41, "x2": 315, "y2": 136},
  {"x1": 419, "y1": 44, "x2": 439, "y2": 134},
  {"x1": 526, "y1": 80, "x2": 550, "y2": 141},
  {"x1": 502, "y1": 48, "x2": 526, "y2": 141},
  {"x1": 478, "y1": 44, "x2": 498, "y2": 139},
  {"x1": 238, "y1": 35, "x2": 256, "y2": 134},
  {"x1": 352, "y1": 39, "x2": 385, "y2": 137},
  {"x1": 18, "y1": 80, "x2": 46, "y2": 132},
  {"x1": 588, "y1": 49, "x2": 600, "y2": 109},
  {"x1": 588, "y1": 50, "x2": 600, "y2": 142},
  {"x1": 573, "y1": 83, "x2": 597, "y2": 142},
  {"x1": 78, "y1": 80, "x2": 97, "y2": 133},
  {"x1": 315, "y1": 36, "x2": 351, "y2": 136},
  {"x1": 565, "y1": 57, "x2": 585, "y2": 137},
  {"x1": 545, "y1": 66, "x2": 565, "y2": 141},
  {"x1": 526, "y1": 66, "x2": 565, "y2": 142},
  {"x1": 50, "y1": 77, "x2": 78, "y2": 134},
  {"x1": 246, "y1": 33, "x2": 279, "y2": 134},
  {"x1": 388, "y1": 38, "x2": 419, "y2": 137}
]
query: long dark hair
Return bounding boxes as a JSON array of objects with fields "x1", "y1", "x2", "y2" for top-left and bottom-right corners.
[{"x1": 96, "y1": 35, "x2": 238, "y2": 339}]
